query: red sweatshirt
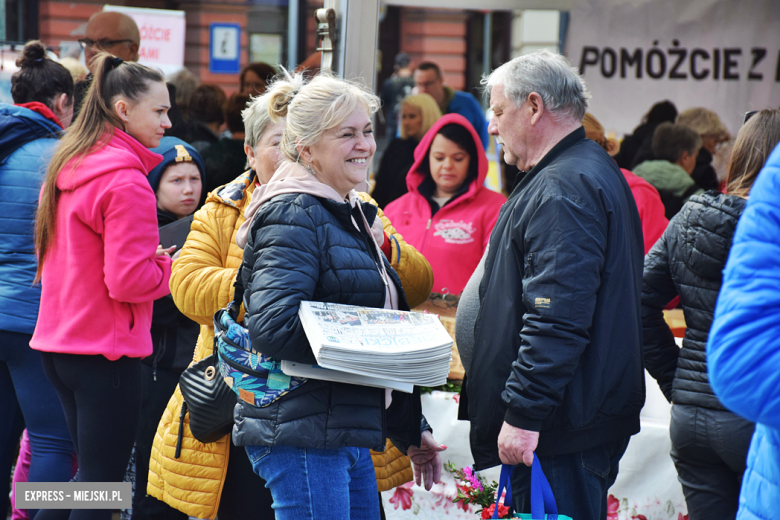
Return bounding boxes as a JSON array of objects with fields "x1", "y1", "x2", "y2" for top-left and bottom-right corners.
[
  {"x1": 31, "y1": 129, "x2": 172, "y2": 360},
  {"x1": 621, "y1": 168, "x2": 668, "y2": 254},
  {"x1": 384, "y1": 114, "x2": 505, "y2": 295}
]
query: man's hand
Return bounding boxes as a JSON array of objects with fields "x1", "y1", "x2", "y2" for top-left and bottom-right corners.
[
  {"x1": 498, "y1": 422, "x2": 539, "y2": 467},
  {"x1": 407, "y1": 431, "x2": 447, "y2": 490}
]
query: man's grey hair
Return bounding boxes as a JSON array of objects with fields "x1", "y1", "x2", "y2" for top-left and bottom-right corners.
[{"x1": 483, "y1": 50, "x2": 590, "y2": 122}]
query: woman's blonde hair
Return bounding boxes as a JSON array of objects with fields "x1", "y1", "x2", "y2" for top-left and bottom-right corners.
[
  {"x1": 399, "y1": 93, "x2": 442, "y2": 140},
  {"x1": 726, "y1": 109, "x2": 780, "y2": 198},
  {"x1": 677, "y1": 107, "x2": 730, "y2": 140},
  {"x1": 266, "y1": 69, "x2": 380, "y2": 163},
  {"x1": 35, "y1": 52, "x2": 165, "y2": 281}
]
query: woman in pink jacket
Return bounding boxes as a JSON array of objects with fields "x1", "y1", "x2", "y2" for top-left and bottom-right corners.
[
  {"x1": 30, "y1": 53, "x2": 173, "y2": 520},
  {"x1": 385, "y1": 113, "x2": 505, "y2": 295}
]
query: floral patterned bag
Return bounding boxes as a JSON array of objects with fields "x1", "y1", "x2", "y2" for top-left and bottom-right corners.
[{"x1": 215, "y1": 266, "x2": 307, "y2": 407}]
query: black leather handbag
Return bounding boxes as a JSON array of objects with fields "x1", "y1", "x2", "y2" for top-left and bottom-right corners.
[
  {"x1": 175, "y1": 269, "x2": 244, "y2": 454},
  {"x1": 177, "y1": 352, "x2": 235, "y2": 447}
]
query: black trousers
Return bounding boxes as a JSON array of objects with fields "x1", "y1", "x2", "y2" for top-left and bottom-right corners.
[
  {"x1": 131, "y1": 364, "x2": 187, "y2": 520},
  {"x1": 670, "y1": 404, "x2": 754, "y2": 520},
  {"x1": 37, "y1": 352, "x2": 142, "y2": 520},
  {"x1": 218, "y1": 439, "x2": 275, "y2": 519}
]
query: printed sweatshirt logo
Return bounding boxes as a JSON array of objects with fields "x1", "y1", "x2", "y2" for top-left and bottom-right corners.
[{"x1": 433, "y1": 220, "x2": 475, "y2": 244}]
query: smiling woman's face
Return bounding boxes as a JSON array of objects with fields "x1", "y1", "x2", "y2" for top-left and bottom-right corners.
[{"x1": 304, "y1": 108, "x2": 376, "y2": 198}]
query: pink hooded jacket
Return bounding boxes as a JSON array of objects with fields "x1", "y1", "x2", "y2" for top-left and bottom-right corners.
[
  {"x1": 384, "y1": 114, "x2": 505, "y2": 295},
  {"x1": 30, "y1": 129, "x2": 172, "y2": 360}
]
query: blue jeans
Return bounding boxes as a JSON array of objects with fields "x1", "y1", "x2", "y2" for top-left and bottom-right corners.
[
  {"x1": 245, "y1": 445, "x2": 379, "y2": 520},
  {"x1": 510, "y1": 437, "x2": 630, "y2": 520},
  {"x1": 0, "y1": 330, "x2": 74, "y2": 517}
]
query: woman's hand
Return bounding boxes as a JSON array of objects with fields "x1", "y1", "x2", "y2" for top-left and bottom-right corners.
[
  {"x1": 407, "y1": 431, "x2": 447, "y2": 490},
  {"x1": 371, "y1": 216, "x2": 385, "y2": 247},
  {"x1": 156, "y1": 245, "x2": 176, "y2": 257}
]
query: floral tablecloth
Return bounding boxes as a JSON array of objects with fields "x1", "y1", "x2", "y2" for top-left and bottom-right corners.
[{"x1": 381, "y1": 371, "x2": 688, "y2": 519}]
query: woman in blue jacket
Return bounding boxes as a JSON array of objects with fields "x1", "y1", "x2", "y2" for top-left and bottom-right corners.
[
  {"x1": 708, "y1": 113, "x2": 780, "y2": 520},
  {"x1": 0, "y1": 41, "x2": 75, "y2": 516}
]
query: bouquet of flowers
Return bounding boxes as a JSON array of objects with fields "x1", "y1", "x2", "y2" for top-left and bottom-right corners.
[{"x1": 445, "y1": 462, "x2": 511, "y2": 519}]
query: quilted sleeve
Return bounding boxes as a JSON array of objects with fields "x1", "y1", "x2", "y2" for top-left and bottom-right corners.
[
  {"x1": 641, "y1": 229, "x2": 679, "y2": 402},
  {"x1": 242, "y1": 199, "x2": 320, "y2": 363},
  {"x1": 170, "y1": 202, "x2": 241, "y2": 326}
]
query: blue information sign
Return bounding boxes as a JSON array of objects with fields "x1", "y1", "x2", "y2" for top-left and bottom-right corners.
[{"x1": 209, "y1": 23, "x2": 241, "y2": 74}]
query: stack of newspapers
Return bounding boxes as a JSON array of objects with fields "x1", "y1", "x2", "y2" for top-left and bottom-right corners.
[{"x1": 281, "y1": 301, "x2": 453, "y2": 393}]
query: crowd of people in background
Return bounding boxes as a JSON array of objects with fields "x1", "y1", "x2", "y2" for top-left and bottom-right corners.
[{"x1": 2, "y1": 7, "x2": 780, "y2": 520}]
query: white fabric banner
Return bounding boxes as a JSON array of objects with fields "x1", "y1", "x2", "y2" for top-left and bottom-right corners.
[
  {"x1": 104, "y1": 5, "x2": 186, "y2": 77},
  {"x1": 565, "y1": 0, "x2": 780, "y2": 138}
]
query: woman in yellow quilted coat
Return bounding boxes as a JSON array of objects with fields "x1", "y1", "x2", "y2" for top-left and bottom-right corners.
[{"x1": 147, "y1": 94, "x2": 434, "y2": 520}]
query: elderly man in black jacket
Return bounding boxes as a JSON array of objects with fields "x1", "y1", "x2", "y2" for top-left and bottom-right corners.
[{"x1": 460, "y1": 50, "x2": 645, "y2": 519}]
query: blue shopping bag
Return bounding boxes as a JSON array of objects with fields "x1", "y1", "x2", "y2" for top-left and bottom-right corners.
[{"x1": 492, "y1": 456, "x2": 573, "y2": 519}]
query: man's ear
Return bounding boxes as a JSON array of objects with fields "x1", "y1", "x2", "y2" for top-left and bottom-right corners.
[
  {"x1": 528, "y1": 92, "x2": 544, "y2": 125},
  {"x1": 129, "y1": 42, "x2": 140, "y2": 61}
]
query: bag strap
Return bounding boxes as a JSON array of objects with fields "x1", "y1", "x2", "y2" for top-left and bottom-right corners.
[
  {"x1": 493, "y1": 456, "x2": 559, "y2": 520},
  {"x1": 493, "y1": 464, "x2": 514, "y2": 518},
  {"x1": 530, "y1": 456, "x2": 558, "y2": 519},
  {"x1": 227, "y1": 264, "x2": 245, "y2": 319}
]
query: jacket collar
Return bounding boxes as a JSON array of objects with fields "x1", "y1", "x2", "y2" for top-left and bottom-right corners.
[
  {"x1": 211, "y1": 169, "x2": 256, "y2": 210},
  {"x1": 55, "y1": 127, "x2": 163, "y2": 191},
  {"x1": 16, "y1": 102, "x2": 64, "y2": 129},
  {"x1": 510, "y1": 126, "x2": 586, "y2": 199}
]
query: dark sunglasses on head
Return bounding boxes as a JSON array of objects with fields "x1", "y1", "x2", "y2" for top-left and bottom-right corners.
[
  {"x1": 78, "y1": 38, "x2": 134, "y2": 50},
  {"x1": 743, "y1": 110, "x2": 759, "y2": 125}
]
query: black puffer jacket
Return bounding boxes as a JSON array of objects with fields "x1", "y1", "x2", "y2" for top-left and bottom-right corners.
[
  {"x1": 642, "y1": 191, "x2": 746, "y2": 409},
  {"x1": 232, "y1": 192, "x2": 423, "y2": 452},
  {"x1": 464, "y1": 127, "x2": 645, "y2": 469}
]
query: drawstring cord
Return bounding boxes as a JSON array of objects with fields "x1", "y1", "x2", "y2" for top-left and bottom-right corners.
[{"x1": 348, "y1": 194, "x2": 395, "y2": 310}]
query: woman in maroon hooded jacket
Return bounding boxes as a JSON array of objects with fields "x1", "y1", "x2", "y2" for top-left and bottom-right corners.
[{"x1": 385, "y1": 113, "x2": 505, "y2": 295}]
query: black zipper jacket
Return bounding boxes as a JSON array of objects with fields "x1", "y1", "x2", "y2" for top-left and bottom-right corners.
[{"x1": 464, "y1": 127, "x2": 645, "y2": 469}]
